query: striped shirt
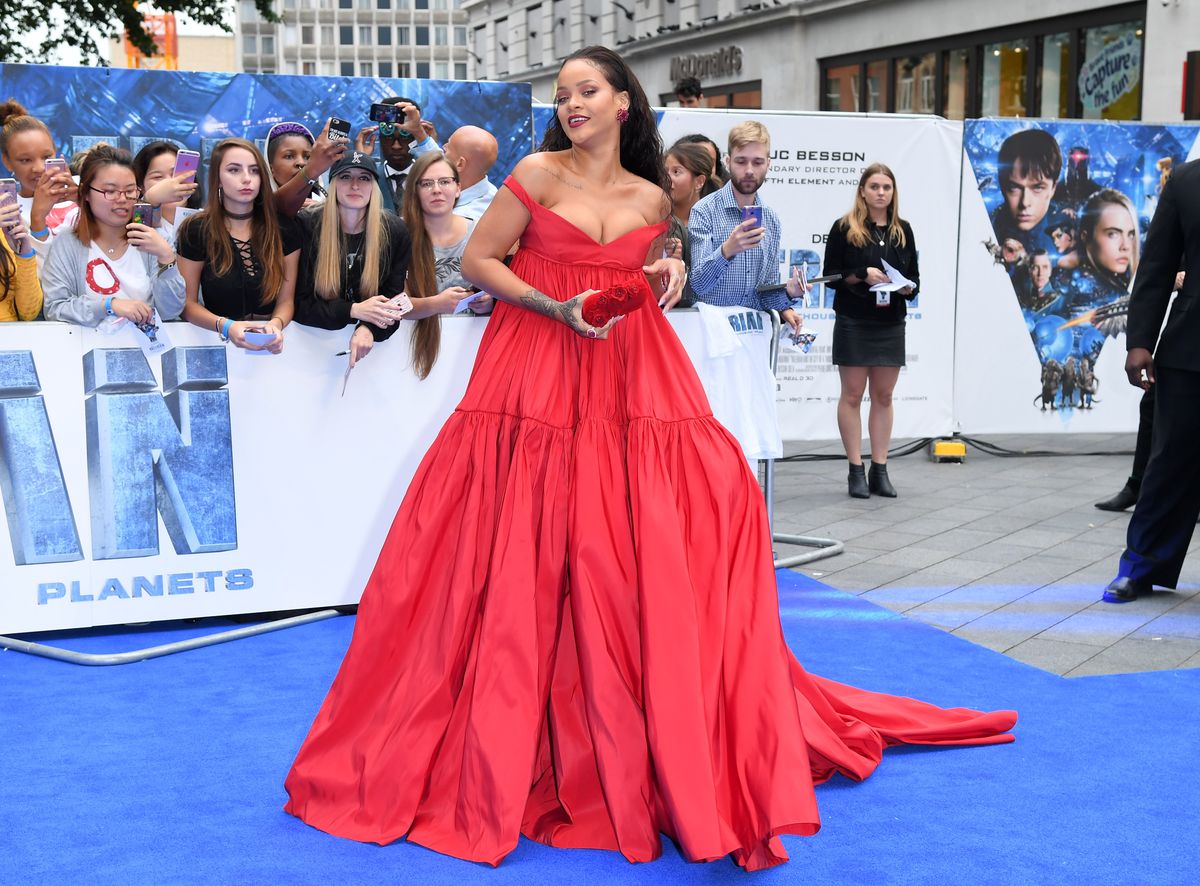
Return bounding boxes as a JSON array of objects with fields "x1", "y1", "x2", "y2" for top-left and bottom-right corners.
[{"x1": 687, "y1": 182, "x2": 789, "y2": 313}]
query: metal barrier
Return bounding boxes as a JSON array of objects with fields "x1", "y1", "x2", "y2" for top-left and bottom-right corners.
[{"x1": 764, "y1": 310, "x2": 845, "y2": 569}]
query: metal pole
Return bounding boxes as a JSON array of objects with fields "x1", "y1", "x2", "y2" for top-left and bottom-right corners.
[
  {"x1": 764, "y1": 309, "x2": 844, "y2": 570},
  {"x1": 0, "y1": 608, "x2": 343, "y2": 667}
]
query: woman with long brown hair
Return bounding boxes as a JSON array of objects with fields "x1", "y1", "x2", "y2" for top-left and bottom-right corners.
[
  {"x1": 822, "y1": 162, "x2": 920, "y2": 498},
  {"x1": 399, "y1": 150, "x2": 487, "y2": 378},
  {"x1": 177, "y1": 138, "x2": 301, "y2": 353}
]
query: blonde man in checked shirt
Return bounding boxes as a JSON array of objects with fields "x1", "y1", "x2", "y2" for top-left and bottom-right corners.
[{"x1": 687, "y1": 121, "x2": 805, "y2": 330}]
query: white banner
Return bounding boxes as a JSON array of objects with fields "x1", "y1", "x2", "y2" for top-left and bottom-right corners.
[
  {"x1": 656, "y1": 109, "x2": 960, "y2": 441},
  {"x1": 0, "y1": 313, "x2": 774, "y2": 634}
]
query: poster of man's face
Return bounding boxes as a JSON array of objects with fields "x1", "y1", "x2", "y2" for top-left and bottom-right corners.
[{"x1": 965, "y1": 120, "x2": 1193, "y2": 413}]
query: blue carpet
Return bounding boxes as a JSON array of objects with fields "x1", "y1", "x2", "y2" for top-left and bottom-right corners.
[{"x1": 1, "y1": 571, "x2": 1196, "y2": 885}]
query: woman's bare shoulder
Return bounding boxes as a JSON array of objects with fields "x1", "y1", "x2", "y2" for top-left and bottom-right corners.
[
  {"x1": 510, "y1": 152, "x2": 573, "y2": 202},
  {"x1": 626, "y1": 176, "x2": 671, "y2": 225}
]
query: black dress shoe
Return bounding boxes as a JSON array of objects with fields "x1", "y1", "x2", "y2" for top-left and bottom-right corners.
[
  {"x1": 1102, "y1": 576, "x2": 1151, "y2": 604},
  {"x1": 868, "y1": 462, "x2": 897, "y2": 498},
  {"x1": 1095, "y1": 482, "x2": 1139, "y2": 512},
  {"x1": 848, "y1": 463, "x2": 869, "y2": 499}
]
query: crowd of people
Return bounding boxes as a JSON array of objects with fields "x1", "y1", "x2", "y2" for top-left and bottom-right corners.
[
  {"x1": 2, "y1": 83, "x2": 926, "y2": 500},
  {"x1": 0, "y1": 95, "x2": 497, "y2": 374}
]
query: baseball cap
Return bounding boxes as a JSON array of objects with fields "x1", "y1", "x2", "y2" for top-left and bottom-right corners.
[{"x1": 329, "y1": 151, "x2": 379, "y2": 181}]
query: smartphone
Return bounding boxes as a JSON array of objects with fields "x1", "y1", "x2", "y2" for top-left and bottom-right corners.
[
  {"x1": 386, "y1": 292, "x2": 414, "y2": 316},
  {"x1": 369, "y1": 103, "x2": 401, "y2": 124},
  {"x1": 173, "y1": 149, "x2": 201, "y2": 181},
  {"x1": 0, "y1": 178, "x2": 19, "y2": 251},
  {"x1": 131, "y1": 203, "x2": 162, "y2": 227},
  {"x1": 740, "y1": 205, "x2": 763, "y2": 229},
  {"x1": 327, "y1": 117, "x2": 352, "y2": 141},
  {"x1": 43, "y1": 157, "x2": 69, "y2": 178}
]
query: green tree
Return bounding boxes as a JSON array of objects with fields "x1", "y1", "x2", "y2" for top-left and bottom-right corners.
[{"x1": 0, "y1": 1, "x2": 279, "y2": 65}]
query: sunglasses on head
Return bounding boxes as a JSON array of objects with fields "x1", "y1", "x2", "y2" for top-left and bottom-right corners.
[{"x1": 378, "y1": 122, "x2": 413, "y2": 139}]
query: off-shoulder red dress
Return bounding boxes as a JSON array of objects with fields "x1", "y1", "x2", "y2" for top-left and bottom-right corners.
[{"x1": 283, "y1": 176, "x2": 1016, "y2": 871}]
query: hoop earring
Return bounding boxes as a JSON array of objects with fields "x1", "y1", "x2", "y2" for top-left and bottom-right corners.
[{"x1": 616, "y1": 107, "x2": 629, "y2": 124}]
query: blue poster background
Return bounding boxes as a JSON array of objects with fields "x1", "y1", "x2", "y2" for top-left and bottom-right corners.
[{"x1": 0, "y1": 63, "x2": 533, "y2": 184}]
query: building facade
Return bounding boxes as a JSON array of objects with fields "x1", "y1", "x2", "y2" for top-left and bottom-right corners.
[
  {"x1": 236, "y1": 0, "x2": 471, "y2": 81},
  {"x1": 465, "y1": 0, "x2": 1200, "y2": 121}
]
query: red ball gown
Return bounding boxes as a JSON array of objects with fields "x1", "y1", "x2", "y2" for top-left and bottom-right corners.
[{"x1": 284, "y1": 176, "x2": 1016, "y2": 871}]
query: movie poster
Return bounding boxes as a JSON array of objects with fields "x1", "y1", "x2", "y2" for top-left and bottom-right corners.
[{"x1": 955, "y1": 120, "x2": 1200, "y2": 432}]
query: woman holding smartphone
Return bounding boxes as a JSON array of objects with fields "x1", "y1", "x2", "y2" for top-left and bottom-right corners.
[
  {"x1": 822, "y1": 162, "x2": 920, "y2": 499},
  {"x1": 133, "y1": 141, "x2": 201, "y2": 245},
  {"x1": 177, "y1": 138, "x2": 301, "y2": 353},
  {"x1": 0, "y1": 100, "x2": 77, "y2": 260},
  {"x1": 294, "y1": 152, "x2": 444, "y2": 368},
  {"x1": 42, "y1": 144, "x2": 184, "y2": 326},
  {"x1": 400, "y1": 151, "x2": 488, "y2": 378}
]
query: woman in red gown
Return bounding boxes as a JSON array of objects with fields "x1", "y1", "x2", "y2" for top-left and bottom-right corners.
[{"x1": 283, "y1": 47, "x2": 1016, "y2": 871}]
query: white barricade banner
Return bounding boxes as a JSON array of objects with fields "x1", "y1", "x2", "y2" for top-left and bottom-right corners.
[
  {"x1": 954, "y1": 119, "x2": 1200, "y2": 433},
  {"x1": 2, "y1": 313, "x2": 745, "y2": 633},
  {"x1": 657, "y1": 109, "x2": 961, "y2": 441}
]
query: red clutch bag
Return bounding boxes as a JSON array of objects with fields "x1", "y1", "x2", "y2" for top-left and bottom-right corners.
[{"x1": 580, "y1": 283, "x2": 646, "y2": 328}]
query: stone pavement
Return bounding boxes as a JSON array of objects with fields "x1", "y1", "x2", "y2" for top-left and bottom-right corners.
[{"x1": 770, "y1": 434, "x2": 1200, "y2": 677}]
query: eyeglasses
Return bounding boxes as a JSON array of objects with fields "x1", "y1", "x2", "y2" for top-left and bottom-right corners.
[
  {"x1": 378, "y1": 122, "x2": 413, "y2": 139},
  {"x1": 416, "y1": 177, "x2": 456, "y2": 191},
  {"x1": 90, "y1": 186, "x2": 142, "y2": 202}
]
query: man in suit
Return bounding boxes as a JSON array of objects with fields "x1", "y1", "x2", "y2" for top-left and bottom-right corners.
[{"x1": 1104, "y1": 159, "x2": 1200, "y2": 602}]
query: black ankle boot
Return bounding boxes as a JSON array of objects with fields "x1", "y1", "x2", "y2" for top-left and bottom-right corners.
[
  {"x1": 1094, "y1": 480, "x2": 1139, "y2": 512},
  {"x1": 848, "y1": 463, "x2": 869, "y2": 499},
  {"x1": 868, "y1": 462, "x2": 897, "y2": 498}
]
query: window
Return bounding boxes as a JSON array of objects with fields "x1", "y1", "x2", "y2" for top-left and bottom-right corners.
[
  {"x1": 943, "y1": 48, "x2": 970, "y2": 119},
  {"x1": 398, "y1": 26, "x2": 409, "y2": 43},
  {"x1": 552, "y1": 0, "x2": 568, "y2": 57},
  {"x1": 303, "y1": 61, "x2": 317, "y2": 75},
  {"x1": 378, "y1": 26, "x2": 392, "y2": 45},
  {"x1": 454, "y1": 62, "x2": 467, "y2": 79},
  {"x1": 1079, "y1": 21, "x2": 1143, "y2": 120},
  {"x1": 341, "y1": 61, "x2": 355, "y2": 75},
  {"x1": 435, "y1": 26, "x2": 447, "y2": 47},
  {"x1": 435, "y1": 61, "x2": 448, "y2": 80},
  {"x1": 339, "y1": 0, "x2": 352, "y2": 7},
  {"x1": 865, "y1": 59, "x2": 889, "y2": 112},
  {"x1": 894, "y1": 54, "x2": 935, "y2": 115},
  {"x1": 824, "y1": 64, "x2": 859, "y2": 112},
  {"x1": 242, "y1": 35, "x2": 256, "y2": 55},
  {"x1": 321, "y1": 25, "x2": 334, "y2": 43},
  {"x1": 416, "y1": 26, "x2": 429, "y2": 45},
  {"x1": 526, "y1": 6, "x2": 541, "y2": 64},
  {"x1": 435, "y1": 0, "x2": 447, "y2": 8},
  {"x1": 339, "y1": 26, "x2": 353, "y2": 44},
  {"x1": 379, "y1": 61, "x2": 393, "y2": 77},
  {"x1": 454, "y1": 26, "x2": 466, "y2": 47},
  {"x1": 301, "y1": 25, "x2": 314, "y2": 44},
  {"x1": 982, "y1": 38, "x2": 1030, "y2": 117},
  {"x1": 473, "y1": 25, "x2": 485, "y2": 70},
  {"x1": 398, "y1": 62, "x2": 411, "y2": 77},
  {"x1": 359, "y1": 26, "x2": 372, "y2": 44},
  {"x1": 284, "y1": 0, "x2": 296, "y2": 7},
  {"x1": 240, "y1": 0, "x2": 259, "y2": 21},
  {"x1": 262, "y1": 35, "x2": 275, "y2": 55},
  {"x1": 377, "y1": 0, "x2": 390, "y2": 7},
  {"x1": 361, "y1": 61, "x2": 374, "y2": 76},
  {"x1": 415, "y1": 0, "x2": 428, "y2": 8},
  {"x1": 417, "y1": 61, "x2": 430, "y2": 78},
  {"x1": 321, "y1": 60, "x2": 336, "y2": 75},
  {"x1": 1040, "y1": 32, "x2": 1070, "y2": 118},
  {"x1": 286, "y1": 60, "x2": 298, "y2": 74},
  {"x1": 495, "y1": 17, "x2": 509, "y2": 73},
  {"x1": 584, "y1": 0, "x2": 601, "y2": 45}
]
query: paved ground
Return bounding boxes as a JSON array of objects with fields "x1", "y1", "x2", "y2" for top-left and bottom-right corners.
[{"x1": 771, "y1": 434, "x2": 1200, "y2": 677}]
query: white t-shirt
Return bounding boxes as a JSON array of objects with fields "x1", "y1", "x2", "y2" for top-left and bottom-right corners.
[
  {"x1": 158, "y1": 206, "x2": 198, "y2": 246},
  {"x1": 87, "y1": 242, "x2": 151, "y2": 304}
]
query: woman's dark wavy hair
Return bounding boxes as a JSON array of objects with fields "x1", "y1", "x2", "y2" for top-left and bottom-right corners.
[{"x1": 538, "y1": 46, "x2": 666, "y2": 192}]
